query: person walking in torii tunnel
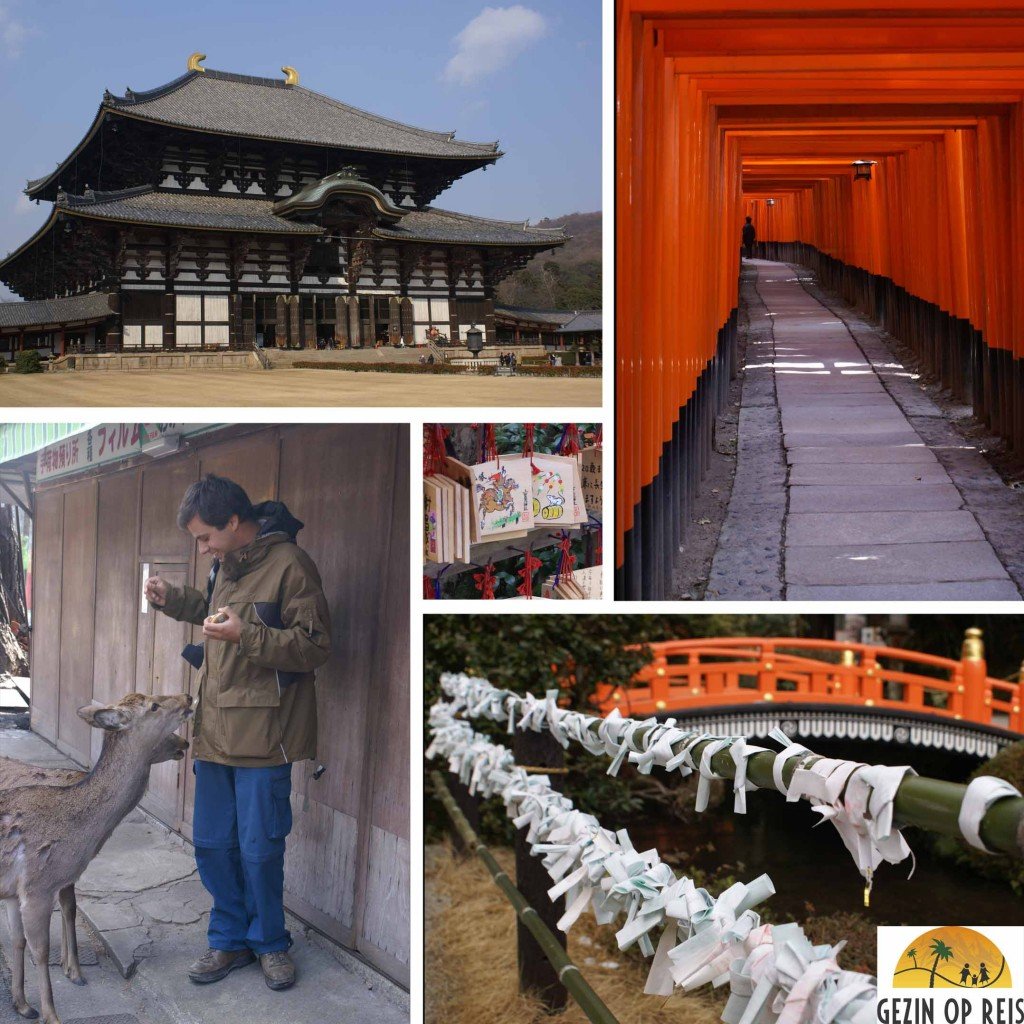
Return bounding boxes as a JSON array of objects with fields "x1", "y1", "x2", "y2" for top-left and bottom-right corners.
[
  {"x1": 144, "y1": 475, "x2": 331, "y2": 994},
  {"x1": 742, "y1": 216, "x2": 757, "y2": 259}
]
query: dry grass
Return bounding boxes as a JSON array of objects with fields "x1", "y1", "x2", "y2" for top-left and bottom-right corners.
[{"x1": 426, "y1": 841, "x2": 728, "y2": 1024}]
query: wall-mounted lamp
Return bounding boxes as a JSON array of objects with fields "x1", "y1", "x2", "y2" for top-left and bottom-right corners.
[
  {"x1": 766, "y1": 198, "x2": 776, "y2": 207},
  {"x1": 852, "y1": 161, "x2": 877, "y2": 182}
]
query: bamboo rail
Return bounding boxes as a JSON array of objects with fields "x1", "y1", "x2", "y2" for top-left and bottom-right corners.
[{"x1": 430, "y1": 770, "x2": 620, "y2": 1024}]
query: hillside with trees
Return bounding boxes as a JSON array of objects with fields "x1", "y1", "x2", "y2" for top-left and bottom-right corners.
[{"x1": 496, "y1": 211, "x2": 601, "y2": 310}]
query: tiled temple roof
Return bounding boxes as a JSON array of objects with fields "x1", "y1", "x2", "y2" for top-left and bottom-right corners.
[
  {"x1": 106, "y1": 69, "x2": 500, "y2": 156},
  {"x1": 373, "y1": 207, "x2": 567, "y2": 246},
  {"x1": 0, "y1": 293, "x2": 110, "y2": 329},
  {"x1": 56, "y1": 187, "x2": 322, "y2": 234},
  {"x1": 557, "y1": 310, "x2": 602, "y2": 333}
]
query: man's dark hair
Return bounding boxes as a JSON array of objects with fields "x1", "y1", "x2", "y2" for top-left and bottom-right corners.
[{"x1": 177, "y1": 474, "x2": 256, "y2": 530}]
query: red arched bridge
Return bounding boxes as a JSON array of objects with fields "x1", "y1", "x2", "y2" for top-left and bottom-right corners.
[{"x1": 595, "y1": 633, "x2": 1022, "y2": 760}]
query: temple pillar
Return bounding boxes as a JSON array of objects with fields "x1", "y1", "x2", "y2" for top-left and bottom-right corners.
[
  {"x1": 388, "y1": 297, "x2": 401, "y2": 346},
  {"x1": 57, "y1": 328, "x2": 66, "y2": 358},
  {"x1": 448, "y1": 291, "x2": 460, "y2": 345},
  {"x1": 288, "y1": 297, "x2": 301, "y2": 349},
  {"x1": 399, "y1": 297, "x2": 414, "y2": 346},
  {"x1": 302, "y1": 300, "x2": 316, "y2": 349},
  {"x1": 273, "y1": 295, "x2": 287, "y2": 348},
  {"x1": 162, "y1": 293, "x2": 176, "y2": 349},
  {"x1": 228, "y1": 293, "x2": 244, "y2": 350},
  {"x1": 335, "y1": 296, "x2": 350, "y2": 347},
  {"x1": 347, "y1": 295, "x2": 362, "y2": 348},
  {"x1": 105, "y1": 291, "x2": 122, "y2": 352},
  {"x1": 483, "y1": 291, "x2": 496, "y2": 348}
]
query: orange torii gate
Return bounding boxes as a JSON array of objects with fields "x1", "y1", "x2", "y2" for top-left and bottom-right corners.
[
  {"x1": 616, "y1": 0, "x2": 1024, "y2": 599},
  {"x1": 595, "y1": 632, "x2": 1023, "y2": 755}
]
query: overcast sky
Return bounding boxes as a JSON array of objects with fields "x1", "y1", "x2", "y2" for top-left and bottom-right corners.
[{"x1": 0, "y1": 0, "x2": 600, "y2": 300}]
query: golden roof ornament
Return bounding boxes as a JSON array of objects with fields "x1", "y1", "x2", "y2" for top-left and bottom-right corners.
[
  {"x1": 282, "y1": 65, "x2": 299, "y2": 86},
  {"x1": 187, "y1": 52, "x2": 207, "y2": 73},
  {"x1": 962, "y1": 627, "x2": 984, "y2": 662}
]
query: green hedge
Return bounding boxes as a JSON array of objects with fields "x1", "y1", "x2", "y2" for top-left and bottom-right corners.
[
  {"x1": 288, "y1": 360, "x2": 600, "y2": 378},
  {"x1": 13, "y1": 351, "x2": 43, "y2": 374},
  {"x1": 513, "y1": 364, "x2": 601, "y2": 378},
  {"x1": 291, "y1": 360, "x2": 462, "y2": 374}
]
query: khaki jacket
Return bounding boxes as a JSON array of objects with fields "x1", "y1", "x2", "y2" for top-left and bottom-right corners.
[{"x1": 160, "y1": 529, "x2": 331, "y2": 768}]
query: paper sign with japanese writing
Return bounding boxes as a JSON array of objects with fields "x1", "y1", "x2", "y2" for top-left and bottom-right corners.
[
  {"x1": 36, "y1": 424, "x2": 215, "y2": 481},
  {"x1": 578, "y1": 446, "x2": 602, "y2": 516}
]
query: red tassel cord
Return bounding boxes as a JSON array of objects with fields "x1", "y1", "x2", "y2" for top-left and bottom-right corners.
[
  {"x1": 483, "y1": 424, "x2": 498, "y2": 465},
  {"x1": 473, "y1": 561, "x2": 497, "y2": 600},
  {"x1": 556, "y1": 423, "x2": 581, "y2": 456},
  {"x1": 423, "y1": 424, "x2": 449, "y2": 476},
  {"x1": 553, "y1": 531, "x2": 576, "y2": 587},
  {"x1": 516, "y1": 545, "x2": 542, "y2": 599},
  {"x1": 523, "y1": 423, "x2": 537, "y2": 472}
]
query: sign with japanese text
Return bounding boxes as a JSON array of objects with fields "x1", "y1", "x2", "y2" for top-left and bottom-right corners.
[{"x1": 36, "y1": 424, "x2": 215, "y2": 481}]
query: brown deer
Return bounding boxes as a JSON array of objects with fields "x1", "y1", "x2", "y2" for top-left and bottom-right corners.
[
  {"x1": 0, "y1": 692, "x2": 193, "y2": 1024},
  {"x1": 0, "y1": 730, "x2": 188, "y2": 989}
]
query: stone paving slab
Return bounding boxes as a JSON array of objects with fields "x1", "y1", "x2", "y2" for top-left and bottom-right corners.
[
  {"x1": 788, "y1": 462, "x2": 952, "y2": 485},
  {"x1": 777, "y1": 395, "x2": 898, "y2": 410},
  {"x1": 775, "y1": 380, "x2": 885, "y2": 392},
  {"x1": 786, "y1": 540, "x2": 1010, "y2": 586},
  {"x1": 788, "y1": 581, "x2": 1023, "y2": 601},
  {"x1": 786, "y1": 444, "x2": 938, "y2": 464},
  {"x1": 783, "y1": 429, "x2": 924, "y2": 448},
  {"x1": 786, "y1": 510, "x2": 985, "y2": 547},
  {"x1": 781, "y1": 413, "x2": 913, "y2": 433},
  {"x1": 788, "y1": 483, "x2": 963, "y2": 514}
]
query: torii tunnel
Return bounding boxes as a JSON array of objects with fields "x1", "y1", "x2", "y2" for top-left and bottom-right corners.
[{"x1": 616, "y1": 1, "x2": 1024, "y2": 599}]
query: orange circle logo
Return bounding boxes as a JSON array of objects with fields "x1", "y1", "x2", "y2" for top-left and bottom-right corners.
[{"x1": 894, "y1": 927, "x2": 1011, "y2": 989}]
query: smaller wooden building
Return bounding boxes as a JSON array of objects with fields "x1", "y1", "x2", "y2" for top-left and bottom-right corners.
[
  {"x1": 556, "y1": 310, "x2": 602, "y2": 356},
  {"x1": 0, "y1": 295, "x2": 112, "y2": 361}
]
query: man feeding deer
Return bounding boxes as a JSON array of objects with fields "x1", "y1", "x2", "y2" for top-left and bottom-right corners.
[{"x1": 145, "y1": 474, "x2": 331, "y2": 995}]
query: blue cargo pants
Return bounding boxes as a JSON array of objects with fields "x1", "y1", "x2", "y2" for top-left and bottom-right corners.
[{"x1": 192, "y1": 760, "x2": 294, "y2": 955}]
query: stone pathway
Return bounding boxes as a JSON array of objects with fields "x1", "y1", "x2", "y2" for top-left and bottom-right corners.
[
  {"x1": 708, "y1": 259, "x2": 1024, "y2": 600},
  {"x1": 0, "y1": 726, "x2": 407, "y2": 1024}
]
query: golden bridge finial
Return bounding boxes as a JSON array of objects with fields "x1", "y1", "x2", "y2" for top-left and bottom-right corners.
[
  {"x1": 962, "y1": 627, "x2": 984, "y2": 662},
  {"x1": 282, "y1": 65, "x2": 299, "y2": 86},
  {"x1": 187, "y1": 52, "x2": 207, "y2": 73}
]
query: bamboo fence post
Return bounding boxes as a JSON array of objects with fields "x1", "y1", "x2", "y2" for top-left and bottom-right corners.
[{"x1": 431, "y1": 771, "x2": 619, "y2": 1024}]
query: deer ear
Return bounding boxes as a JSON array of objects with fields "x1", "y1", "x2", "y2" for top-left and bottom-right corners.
[{"x1": 77, "y1": 705, "x2": 131, "y2": 730}]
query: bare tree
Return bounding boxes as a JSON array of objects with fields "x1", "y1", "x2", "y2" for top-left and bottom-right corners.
[{"x1": 0, "y1": 504, "x2": 28, "y2": 675}]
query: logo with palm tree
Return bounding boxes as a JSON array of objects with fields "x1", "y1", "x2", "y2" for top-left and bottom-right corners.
[{"x1": 894, "y1": 927, "x2": 1010, "y2": 989}]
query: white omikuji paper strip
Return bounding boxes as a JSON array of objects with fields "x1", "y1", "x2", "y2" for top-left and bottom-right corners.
[
  {"x1": 428, "y1": 698, "x2": 878, "y2": 1024},
  {"x1": 439, "y1": 672, "x2": 922, "y2": 887},
  {"x1": 957, "y1": 775, "x2": 1024, "y2": 852}
]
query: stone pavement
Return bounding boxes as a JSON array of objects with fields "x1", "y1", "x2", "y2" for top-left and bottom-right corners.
[
  {"x1": 0, "y1": 725, "x2": 407, "y2": 1024},
  {"x1": 708, "y1": 259, "x2": 1024, "y2": 600}
]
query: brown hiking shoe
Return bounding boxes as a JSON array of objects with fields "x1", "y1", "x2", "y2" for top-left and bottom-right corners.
[
  {"x1": 259, "y1": 950, "x2": 296, "y2": 990},
  {"x1": 187, "y1": 947, "x2": 255, "y2": 984}
]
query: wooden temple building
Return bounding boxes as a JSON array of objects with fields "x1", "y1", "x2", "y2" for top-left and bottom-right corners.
[
  {"x1": 0, "y1": 55, "x2": 567, "y2": 360},
  {"x1": 494, "y1": 306, "x2": 602, "y2": 356}
]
